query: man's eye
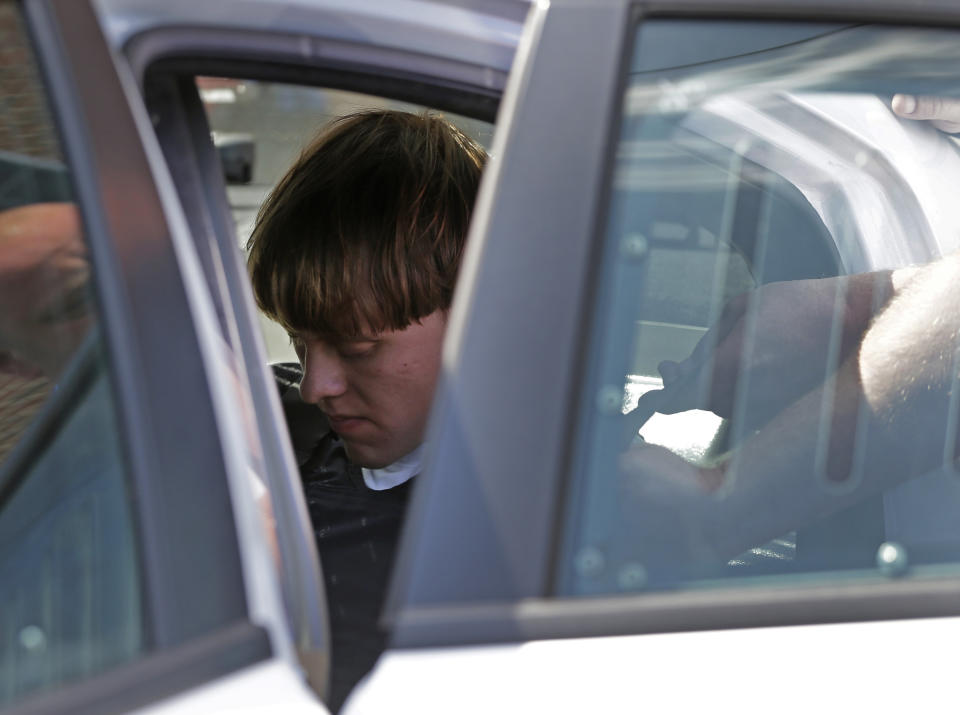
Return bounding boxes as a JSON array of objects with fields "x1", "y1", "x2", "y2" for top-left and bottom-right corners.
[{"x1": 339, "y1": 343, "x2": 376, "y2": 360}]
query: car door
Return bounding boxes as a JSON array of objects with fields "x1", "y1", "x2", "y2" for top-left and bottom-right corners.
[
  {"x1": 351, "y1": 0, "x2": 960, "y2": 712},
  {"x1": 91, "y1": 0, "x2": 524, "y2": 710},
  {"x1": 0, "y1": 1, "x2": 327, "y2": 713}
]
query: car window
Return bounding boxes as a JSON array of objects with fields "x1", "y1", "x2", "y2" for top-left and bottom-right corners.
[
  {"x1": 559, "y1": 21, "x2": 960, "y2": 596},
  {"x1": 0, "y1": 2, "x2": 143, "y2": 704},
  {"x1": 198, "y1": 78, "x2": 494, "y2": 363}
]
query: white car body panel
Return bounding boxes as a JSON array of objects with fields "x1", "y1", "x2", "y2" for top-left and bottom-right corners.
[
  {"x1": 136, "y1": 659, "x2": 327, "y2": 714},
  {"x1": 348, "y1": 615, "x2": 958, "y2": 713}
]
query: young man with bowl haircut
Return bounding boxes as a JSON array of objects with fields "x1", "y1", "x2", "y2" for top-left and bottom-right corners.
[{"x1": 247, "y1": 110, "x2": 486, "y2": 710}]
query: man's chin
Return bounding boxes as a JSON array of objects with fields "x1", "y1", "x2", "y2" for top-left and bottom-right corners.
[{"x1": 342, "y1": 441, "x2": 393, "y2": 470}]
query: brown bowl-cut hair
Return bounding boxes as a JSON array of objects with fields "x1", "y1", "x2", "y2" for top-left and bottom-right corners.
[{"x1": 247, "y1": 110, "x2": 487, "y2": 341}]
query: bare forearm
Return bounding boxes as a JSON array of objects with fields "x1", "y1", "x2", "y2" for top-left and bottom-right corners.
[
  {"x1": 701, "y1": 255, "x2": 959, "y2": 558},
  {"x1": 697, "y1": 356, "x2": 870, "y2": 558},
  {"x1": 861, "y1": 253, "x2": 960, "y2": 422},
  {"x1": 840, "y1": 263, "x2": 921, "y2": 338}
]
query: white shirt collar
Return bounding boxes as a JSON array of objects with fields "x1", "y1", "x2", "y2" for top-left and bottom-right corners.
[{"x1": 361, "y1": 444, "x2": 423, "y2": 491}]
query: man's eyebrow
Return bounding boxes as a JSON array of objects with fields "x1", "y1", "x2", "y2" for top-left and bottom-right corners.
[
  {"x1": 339, "y1": 334, "x2": 380, "y2": 344},
  {"x1": 301, "y1": 333, "x2": 380, "y2": 344}
]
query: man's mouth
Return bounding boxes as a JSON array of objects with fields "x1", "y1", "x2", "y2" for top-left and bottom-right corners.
[{"x1": 326, "y1": 414, "x2": 371, "y2": 436}]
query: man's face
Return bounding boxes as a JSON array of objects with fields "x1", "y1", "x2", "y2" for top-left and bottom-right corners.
[{"x1": 293, "y1": 310, "x2": 447, "y2": 468}]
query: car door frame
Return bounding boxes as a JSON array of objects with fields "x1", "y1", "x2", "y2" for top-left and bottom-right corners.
[
  {"x1": 384, "y1": 0, "x2": 960, "y2": 652},
  {"x1": 104, "y1": 0, "x2": 525, "y2": 702},
  {"x1": 4, "y1": 0, "x2": 293, "y2": 712}
]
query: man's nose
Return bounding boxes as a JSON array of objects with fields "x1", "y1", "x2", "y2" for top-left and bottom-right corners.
[{"x1": 298, "y1": 343, "x2": 347, "y2": 404}]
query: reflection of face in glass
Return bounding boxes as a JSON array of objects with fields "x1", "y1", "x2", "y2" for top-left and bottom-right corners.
[{"x1": 0, "y1": 202, "x2": 91, "y2": 378}]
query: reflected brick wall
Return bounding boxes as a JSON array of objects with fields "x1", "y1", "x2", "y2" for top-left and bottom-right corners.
[
  {"x1": 0, "y1": 3, "x2": 60, "y2": 160},
  {"x1": 0, "y1": 2, "x2": 59, "y2": 461}
]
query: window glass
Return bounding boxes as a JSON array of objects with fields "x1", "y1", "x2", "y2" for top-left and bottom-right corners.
[
  {"x1": 0, "y1": 3, "x2": 143, "y2": 704},
  {"x1": 198, "y1": 79, "x2": 494, "y2": 362},
  {"x1": 560, "y1": 21, "x2": 960, "y2": 597}
]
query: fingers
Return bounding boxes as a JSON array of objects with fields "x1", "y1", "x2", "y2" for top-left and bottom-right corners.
[
  {"x1": 655, "y1": 292, "x2": 751, "y2": 416},
  {"x1": 687, "y1": 292, "x2": 748, "y2": 366},
  {"x1": 891, "y1": 94, "x2": 960, "y2": 134},
  {"x1": 621, "y1": 389, "x2": 661, "y2": 446},
  {"x1": 658, "y1": 359, "x2": 682, "y2": 387},
  {"x1": 656, "y1": 359, "x2": 694, "y2": 412},
  {"x1": 656, "y1": 357, "x2": 712, "y2": 415}
]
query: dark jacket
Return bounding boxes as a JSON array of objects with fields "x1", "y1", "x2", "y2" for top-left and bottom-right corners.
[{"x1": 273, "y1": 364, "x2": 411, "y2": 712}]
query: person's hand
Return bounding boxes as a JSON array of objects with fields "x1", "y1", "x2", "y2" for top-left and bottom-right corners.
[
  {"x1": 891, "y1": 94, "x2": 960, "y2": 134},
  {"x1": 654, "y1": 273, "x2": 889, "y2": 427},
  {"x1": 0, "y1": 202, "x2": 90, "y2": 376}
]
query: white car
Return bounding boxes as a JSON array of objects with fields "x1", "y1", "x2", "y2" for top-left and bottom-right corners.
[{"x1": 3, "y1": 0, "x2": 960, "y2": 713}]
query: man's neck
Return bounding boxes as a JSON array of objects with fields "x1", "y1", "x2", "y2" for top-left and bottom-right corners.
[{"x1": 361, "y1": 444, "x2": 423, "y2": 490}]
